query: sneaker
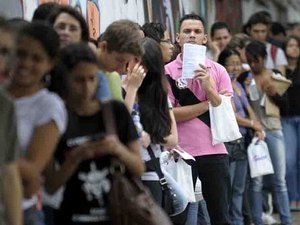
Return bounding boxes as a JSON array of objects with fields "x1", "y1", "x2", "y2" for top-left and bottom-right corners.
[{"x1": 262, "y1": 212, "x2": 277, "y2": 225}]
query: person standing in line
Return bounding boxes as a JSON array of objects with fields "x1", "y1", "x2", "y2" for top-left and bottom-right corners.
[
  {"x1": 4, "y1": 22, "x2": 67, "y2": 225},
  {"x1": 278, "y1": 35, "x2": 300, "y2": 211},
  {"x1": 165, "y1": 13, "x2": 233, "y2": 225},
  {"x1": 245, "y1": 40, "x2": 292, "y2": 225},
  {"x1": 43, "y1": 43, "x2": 144, "y2": 225},
  {"x1": 218, "y1": 48, "x2": 264, "y2": 225},
  {"x1": 207, "y1": 21, "x2": 232, "y2": 61}
]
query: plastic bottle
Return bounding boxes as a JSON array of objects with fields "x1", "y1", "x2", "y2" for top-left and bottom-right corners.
[
  {"x1": 131, "y1": 105, "x2": 143, "y2": 137},
  {"x1": 249, "y1": 79, "x2": 259, "y2": 101}
]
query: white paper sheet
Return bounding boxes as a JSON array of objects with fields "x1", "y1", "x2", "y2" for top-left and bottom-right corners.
[{"x1": 182, "y1": 43, "x2": 207, "y2": 79}]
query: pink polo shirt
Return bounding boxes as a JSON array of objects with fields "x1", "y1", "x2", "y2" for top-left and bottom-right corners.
[{"x1": 165, "y1": 54, "x2": 233, "y2": 157}]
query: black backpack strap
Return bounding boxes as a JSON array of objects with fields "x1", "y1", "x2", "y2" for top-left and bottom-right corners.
[
  {"x1": 166, "y1": 75, "x2": 210, "y2": 127},
  {"x1": 147, "y1": 146, "x2": 169, "y2": 190}
]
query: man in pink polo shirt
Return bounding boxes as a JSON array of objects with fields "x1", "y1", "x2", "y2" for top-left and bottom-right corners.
[{"x1": 165, "y1": 14, "x2": 233, "y2": 225}]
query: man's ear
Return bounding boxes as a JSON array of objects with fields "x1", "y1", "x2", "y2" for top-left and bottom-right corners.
[
  {"x1": 98, "y1": 41, "x2": 107, "y2": 52},
  {"x1": 175, "y1": 33, "x2": 180, "y2": 44},
  {"x1": 202, "y1": 34, "x2": 208, "y2": 45}
]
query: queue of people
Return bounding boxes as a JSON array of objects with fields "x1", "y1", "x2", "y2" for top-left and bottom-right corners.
[{"x1": 0, "y1": 3, "x2": 300, "y2": 225}]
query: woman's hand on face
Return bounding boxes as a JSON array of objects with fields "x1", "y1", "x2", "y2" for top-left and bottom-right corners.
[{"x1": 126, "y1": 63, "x2": 146, "y2": 90}]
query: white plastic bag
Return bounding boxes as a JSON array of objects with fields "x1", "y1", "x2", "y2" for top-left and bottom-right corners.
[
  {"x1": 209, "y1": 95, "x2": 242, "y2": 145},
  {"x1": 160, "y1": 151, "x2": 195, "y2": 203},
  {"x1": 159, "y1": 151, "x2": 189, "y2": 215},
  {"x1": 247, "y1": 137, "x2": 274, "y2": 178}
]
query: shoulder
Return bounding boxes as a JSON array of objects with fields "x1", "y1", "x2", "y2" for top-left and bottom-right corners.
[
  {"x1": 206, "y1": 59, "x2": 227, "y2": 76},
  {"x1": 36, "y1": 89, "x2": 67, "y2": 133},
  {"x1": 38, "y1": 89, "x2": 65, "y2": 110}
]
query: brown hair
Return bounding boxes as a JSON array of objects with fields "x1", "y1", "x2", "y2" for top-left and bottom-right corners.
[{"x1": 101, "y1": 19, "x2": 143, "y2": 56}]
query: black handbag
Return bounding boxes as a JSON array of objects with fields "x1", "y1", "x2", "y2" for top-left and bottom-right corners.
[{"x1": 225, "y1": 137, "x2": 247, "y2": 161}]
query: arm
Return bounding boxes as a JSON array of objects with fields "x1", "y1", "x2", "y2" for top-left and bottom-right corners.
[
  {"x1": 173, "y1": 101, "x2": 209, "y2": 122},
  {"x1": 276, "y1": 65, "x2": 286, "y2": 76},
  {"x1": 3, "y1": 163, "x2": 23, "y2": 225},
  {"x1": 163, "y1": 108, "x2": 178, "y2": 149},
  {"x1": 45, "y1": 137, "x2": 145, "y2": 194},
  {"x1": 24, "y1": 121, "x2": 60, "y2": 173}
]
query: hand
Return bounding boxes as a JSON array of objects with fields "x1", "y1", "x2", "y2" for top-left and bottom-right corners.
[
  {"x1": 141, "y1": 131, "x2": 151, "y2": 148},
  {"x1": 194, "y1": 64, "x2": 213, "y2": 91},
  {"x1": 126, "y1": 63, "x2": 146, "y2": 90},
  {"x1": 93, "y1": 135, "x2": 123, "y2": 157},
  {"x1": 255, "y1": 130, "x2": 265, "y2": 141},
  {"x1": 17, "y1": 159, "x2": 42, "y2": 198},
  {"x1": 263, "y1": 83, "x2": 277, "y2": 96},
  {"x1": 252, "y1": 120, "x2": 263, "y2": 132}
]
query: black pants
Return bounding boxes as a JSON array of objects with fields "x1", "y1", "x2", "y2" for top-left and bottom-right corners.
[{"x1": 192, "y1": 154, "x2": 231, "y2": 225}]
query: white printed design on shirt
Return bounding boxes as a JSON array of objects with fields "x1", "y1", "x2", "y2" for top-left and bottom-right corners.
[{"x1": 78, "y1": 162, "x2": 111, "y2": 206}]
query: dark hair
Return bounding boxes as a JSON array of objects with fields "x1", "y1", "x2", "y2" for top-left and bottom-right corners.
[
  {"x1": 7, "y1": 18, "x2": 30, "y2": 32},
  {"x1": 138, "y1": 37, "x2": 171, "y2": 144},
  {"x1": 179, "y1": 13, "x2": 206, "y2": 32},
  {"x1": 271, "y1": 22, "x2": 286, "y2": 36},
  {"x1": 55, "y1": 42, "x2": 97, "y2": 98},
  {"x1": 284, "y1": 35, "x2": 300, "y2": 57},
  {"x1": 217, "y1": 48, "x2": 240, "y2": 66},
  {"x1": 142, "y1": 22, "x2": 166, "y2": 43},
  {"x1": 48, "y1": 5, "x2": 89, "y2": 42},
  {"x1": 101, "y1": 19, "x2": 143, "y2": 56},
  {"x1": 247, "y1": 11, "x2": 271, "y2": 28},
  {"x1": 245, "y1": 40, "x2": 267, "y2": 60},
  {"x1": 210, "y1": 21, "x2": 231, "y2": 38},
  {"x1": 32, "y1": 2, "x2": 60, "y2": 21},
  {"x1": 0, "y1": 17, "x2": 13, "y2": 33},
  {"x1": 59, "y1": 42, "x2": 97, "y2": 71},
  {"x1": 17, "y1": 21, "x2": 59, "y2": 59}
]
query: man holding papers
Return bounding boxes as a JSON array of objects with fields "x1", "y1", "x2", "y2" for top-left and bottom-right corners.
[{"x1": 165, "y1": 14, "x2": 233, "y2": 225}]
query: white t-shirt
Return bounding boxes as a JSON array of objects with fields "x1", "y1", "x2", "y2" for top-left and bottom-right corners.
[
  {"x1": 141, "y1": 143, "x2": 162, "y2": 181},
  {"x1": 14, "y1": 89, "x2": 67, "y2": 209},
  {"x1": 265, "y1": 43, "x2": 287, "y2": 70}
]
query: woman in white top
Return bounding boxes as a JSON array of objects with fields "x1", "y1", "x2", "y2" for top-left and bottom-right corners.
[{"x1": 5, "y1": 22, "x2": 67, "y2": 225}]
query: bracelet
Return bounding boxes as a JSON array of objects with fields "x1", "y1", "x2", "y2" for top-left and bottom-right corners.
[{"x1": 250, "y1": 120, "x2": 254, "y2": 127}]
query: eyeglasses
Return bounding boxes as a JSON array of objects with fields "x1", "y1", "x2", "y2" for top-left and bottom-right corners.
[{"x1": 225, "y1": 63, "x2": 242, "y2": 68}]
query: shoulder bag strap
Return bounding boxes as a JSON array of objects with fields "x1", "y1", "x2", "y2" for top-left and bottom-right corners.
[
  {"x1": 166, "y1": 75, "x2": 210, "y2": 127},
  {"x1": 147, "y1": 146, "x2": 169, "y2": 190}
]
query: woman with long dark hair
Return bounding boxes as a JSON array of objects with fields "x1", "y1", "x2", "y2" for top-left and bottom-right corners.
[{"x1": 122, "y1": 37, "x2": 177, "y2": 206}]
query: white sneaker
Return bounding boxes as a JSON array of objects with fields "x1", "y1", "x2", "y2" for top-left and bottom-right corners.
[{"x1": 262, "y1": 212, "x2": 277, "y2": 225}]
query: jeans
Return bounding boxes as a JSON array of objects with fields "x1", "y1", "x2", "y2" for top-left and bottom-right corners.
[
  {"x1": 249, "y1": 130, "x2": 291, "y2": 225},
  {"x1": 194, "y1": 154, "x2": 231, "y2": 225},
  {"x1": 282, "y1": 116, "x2": 300, "y2": 202},
  {"x1": 24, "y1": 206, "x2": 45, "y2": 225},
  {"x1": 184, "y1": 200, "x2": 211, "y2": 225},
  {"x1": 229, "y1": 160, "x2": 248, "y2": 225},
  {"x1": 185, "y1": 202, "x2": 198, "y2": 225}
]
